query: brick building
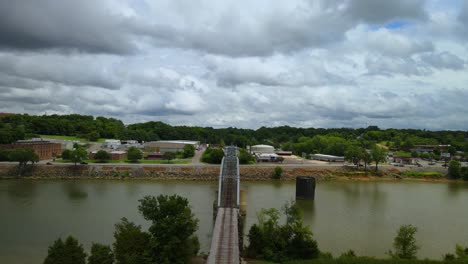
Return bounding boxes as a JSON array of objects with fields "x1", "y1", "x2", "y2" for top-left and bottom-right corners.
[{"x1": 2, "y1": 140, "x2": 62, "y2": 160}]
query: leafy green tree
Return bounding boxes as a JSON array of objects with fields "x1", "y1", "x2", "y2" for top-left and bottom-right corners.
[
  {"x1": 182, "y1": 144, "x2": 195, "y2": 158},
  {"x1": 201, "y1": 147, "x2": 224, "y2": 164},
  {"x1": 345, "y1": 145, "x2": 364, "y2": 168},
  {"x1": 86, "y1": 131, "x2": 100, "y2": 142},
  {"x1": 448, "y1": 160, "x2": 461, "y2": 179},
  {"x1": 388, "y1": 224, "x2": 419, "y2": 259},
  {"x1": 238, "y1": 148, "x2": 254, "y2": 164},
  {"x1": 455, "y1": 244, "x2": 468, "y2": 260},
  {"x1": 94, "y1": 150, "x2": 110, "y2": 162},
  {"x1": 61, "y1": 149, "x2": 72, "y2": 160},
  {"x1": 113, "y1": 218, "x2": 151, "y2": 264},
  {"x1": 162, "y1": 151, "x2": 176, "y2": 163},
  {"x1": 0, "y1": 148, "x2": 11, "y2": 161},
  {"x1": 371, "y1": 145, "x2": 387, "y2": 172},
  {"x1": 127, "y1": 147, "x2": 142, "y2": 162},
  {"x1": 43, "y1": 236, "x2": 86, "y2": 264},
  {"x1": 246, "y1": 202, "x2": 319, "y2": 262},
  {"x1": 70, "y1": 148, "x2": 88, "y2": 166},
  {"x1": 88, "y1": 243, "x2": 114, "y2": 264},
  {"x1": 138, "y1": 195, "x2": 199, "y2": 264},
  {"x1": 272, "y1": 166, "x2": 283, "y2": 179},
  {"x1": 8, "y1": 148, "x2": 39, "y2": 175}
]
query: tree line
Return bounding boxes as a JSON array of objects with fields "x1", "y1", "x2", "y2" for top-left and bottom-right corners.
[{"x1": 1, "y1": 114, "x2": 467, "y2": 155}]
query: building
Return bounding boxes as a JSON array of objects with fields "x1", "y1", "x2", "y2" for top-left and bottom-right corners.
[
  {"x1": 250, "y1": 144, "x2": 275, "y2": 154},
  {"x1": 146, "y1": 152, "x2": 164, "y2": 160},
  {"x1": 2, "y1": 140, "x2": 62, "y2": 160},
  {"x1": 144, "y1": 140, "x2": 200, "y2": 153},
  {"x1": 102, "y1": 139, "x2": 121, "y2": 149},
  {"x1": 310, "y1": 154, "x2": 344, "y2": 162},
  {"x1": 256, "y1": 153, "x2": 280, "y2": 162}
]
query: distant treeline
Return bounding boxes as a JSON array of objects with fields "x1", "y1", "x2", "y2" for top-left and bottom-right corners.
[{"x1": 1, "y1": 114, "x2": 467, "y2": 155}]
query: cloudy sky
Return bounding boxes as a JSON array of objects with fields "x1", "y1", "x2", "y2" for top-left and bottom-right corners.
[{"x1": 1, "y1": 0, "x2": 468, "y2": 130}]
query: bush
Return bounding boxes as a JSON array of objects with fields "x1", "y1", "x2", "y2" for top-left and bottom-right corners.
[
  {"x1": 272, "y1": 166, "x2": 283, "y2": 179},
  {"x1": 127, "y1": 147, "x2": 142, "y2": 162},
  {"x1": 94, "y1": 150, "x2": 110, "y2": 162},
  {"x1": 403, "y1": 171, "x2": 443, "y2": 179},
  {"x1": 183, "y1": 144, "x2": 195, "y2": 158},
  {"x1": 201, "y1": 147, "x2": 224, "y2": 164},
  {"x1": 448, "y1": 160, "x2": 461, "y2": 179}
]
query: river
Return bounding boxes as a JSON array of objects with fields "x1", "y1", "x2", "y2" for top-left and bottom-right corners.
[{"x1": 0, "y1": 179, "x2": 467, "y2": 263}]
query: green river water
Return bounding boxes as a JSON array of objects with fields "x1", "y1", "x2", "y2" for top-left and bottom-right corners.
[{"x1": 1, "y1": 180, "x2": 467, "y2": 263}]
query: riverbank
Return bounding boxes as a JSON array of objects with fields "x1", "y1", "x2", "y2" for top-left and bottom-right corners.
[{"x1": 0, "y1": 163, "x2": 461, "y2": 183}]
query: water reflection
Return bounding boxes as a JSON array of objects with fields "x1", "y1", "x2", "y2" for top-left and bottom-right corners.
[
  {"x1": 295, "y1": 199, "x2": 316, "y2": 226},
  {"x1": 7, "y1": 181, "x2": 37, "y2": 206},
  {"x1": 447, "y1": 182, "x2": 468, "y2": 196},
  {"x1": 63, "y1": 182, "x2": 88, "y2": 200}
]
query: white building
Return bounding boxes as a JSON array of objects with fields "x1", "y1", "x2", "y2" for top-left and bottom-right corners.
[
  {"x1": 102, "y1": 139, "x2": 121, "y2": 149},
  {"x1": 310, "y1": 154, "x2": 344, "y2": 162},
  {"x1": 251, "y1": 144, "x2": 275, "y2": 154}
]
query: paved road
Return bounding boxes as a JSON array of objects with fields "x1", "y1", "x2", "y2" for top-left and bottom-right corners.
[{"x1": 191, "y1": 146, "x2": 206, "y2": 165}]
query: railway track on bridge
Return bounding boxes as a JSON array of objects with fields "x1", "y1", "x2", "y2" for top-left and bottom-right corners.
[{"x1": 208, "y1": 146, "x2": 240, "y2": 264}]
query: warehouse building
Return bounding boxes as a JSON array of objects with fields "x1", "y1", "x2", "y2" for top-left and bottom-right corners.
[
  {"x1": 250, "y1": 144, "x2": 275, "y2": 154},
  {"x1": 144, "y1": 140, "x2": 200, "y2": 153},
  {"x1": 310, "y1": 154, "x2": 344, "y2": 162},
  {"x1": 2, "y1": 140, "x2": 62, "y2": 160}
]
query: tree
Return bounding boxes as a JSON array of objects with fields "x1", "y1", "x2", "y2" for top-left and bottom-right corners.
[
  {"x1": 345, "y1": 145, "x2": 364, "y2": 168},
  {"x1": 183, "y1": 144, "x2": 195, "y2": 158},
  {"x1": 113, "y1": 218, "x2": 151, "y2": 264},
  {"x1": 371, "y1": 145, "x2": 387, "y2": 172},
  {"x1": 238, "y1": 148, "x2": 255, "y2": 164},
  {"x1": 272, "y1": 166, "x2": 283, "y2": 179},
  {"x1": 461, "y1": 167, "x2": 468, "y2": 181},
  {"x1": 43, "y1": 236, "x2": 86, "y2": 264},
  {"x1": 246, "y1": 202, "x2": 319, "y2": 262},
  {"x1": 388, "y1": 224, "x2": 419, "y2": 259},
  {"x1": 448, "y1": 160, "x2": 461, "y2": 179},
  {"x1": 70, "y1": 148, "x2": 88, "y2": 166},
  {"x1": 86, "y1": 131, "x2": 100, "y2": 142},
  {"x1": 62, "y1": 149, "x2": 72, "y2": 160},
  {"x1": 8, "y1": 148, "x2": 39, "y2": 175},
  {"x1": 88, "y1": 243, "x2": 114, "y2": 264},
  {"x1": 138, "y1": 195, "x2": 199, "y2": 264},
  {"x1": 162, "y1": 151, "x2": 176, "y2": 163},
  {"x1": 127, "y1": 147, "x2": 142, "y2": 162},
  {"x1": 201, "y1": 147, "x2": 224, "y2": 164},
  {"x1": 94, "y1": 150, "x2": 110, "y2": 162}
]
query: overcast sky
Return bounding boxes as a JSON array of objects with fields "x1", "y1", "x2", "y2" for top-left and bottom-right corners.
[{"x1": 1, "y1": 0, "x2": 468, "y2": 130}]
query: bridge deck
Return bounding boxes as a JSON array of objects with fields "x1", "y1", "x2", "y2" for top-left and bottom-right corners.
[
  {"x1": 207, "y1": 208, "x2": 239, "y2": 264},
  {"x1": 208, "y1": 146, "x2": 240, "y2": 264}
]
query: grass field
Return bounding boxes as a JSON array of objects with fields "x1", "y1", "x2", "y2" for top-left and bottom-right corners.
[
  {"x1": 39, "y1": 135, "x2": 107, "y2": 143},
  {"x1": 403, "y1": 171, "x2": 444, "y2": 179}
]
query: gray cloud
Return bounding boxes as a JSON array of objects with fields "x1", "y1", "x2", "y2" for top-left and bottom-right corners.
[
  {"x1": 0, "y1": 0, "x2": 136, "y2": 54},
  {"x1": 348, "y1": 0, "x2": 427, "y2": 24},
  {"x1": 0, "y1": 53, "x2": 120, "y2": 89},
  {"x1": 420, "y1": 52, "x2": 466, "y2": 70},
  {"x1": 0, "y1": 1, "x2": 467, "y2": 130}
]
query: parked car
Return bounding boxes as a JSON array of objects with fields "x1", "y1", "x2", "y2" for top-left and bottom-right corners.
[
  {"x1": 46, "y1": 162, "x2": 52, "y2": 165},
  {"x1": 80, "y1": 162, "x2": 88, "y2": 165}
]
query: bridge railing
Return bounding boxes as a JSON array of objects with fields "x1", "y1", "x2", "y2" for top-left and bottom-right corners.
[{"x1": 217, "y1": 157, "x2": 225, "y2": 207}]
